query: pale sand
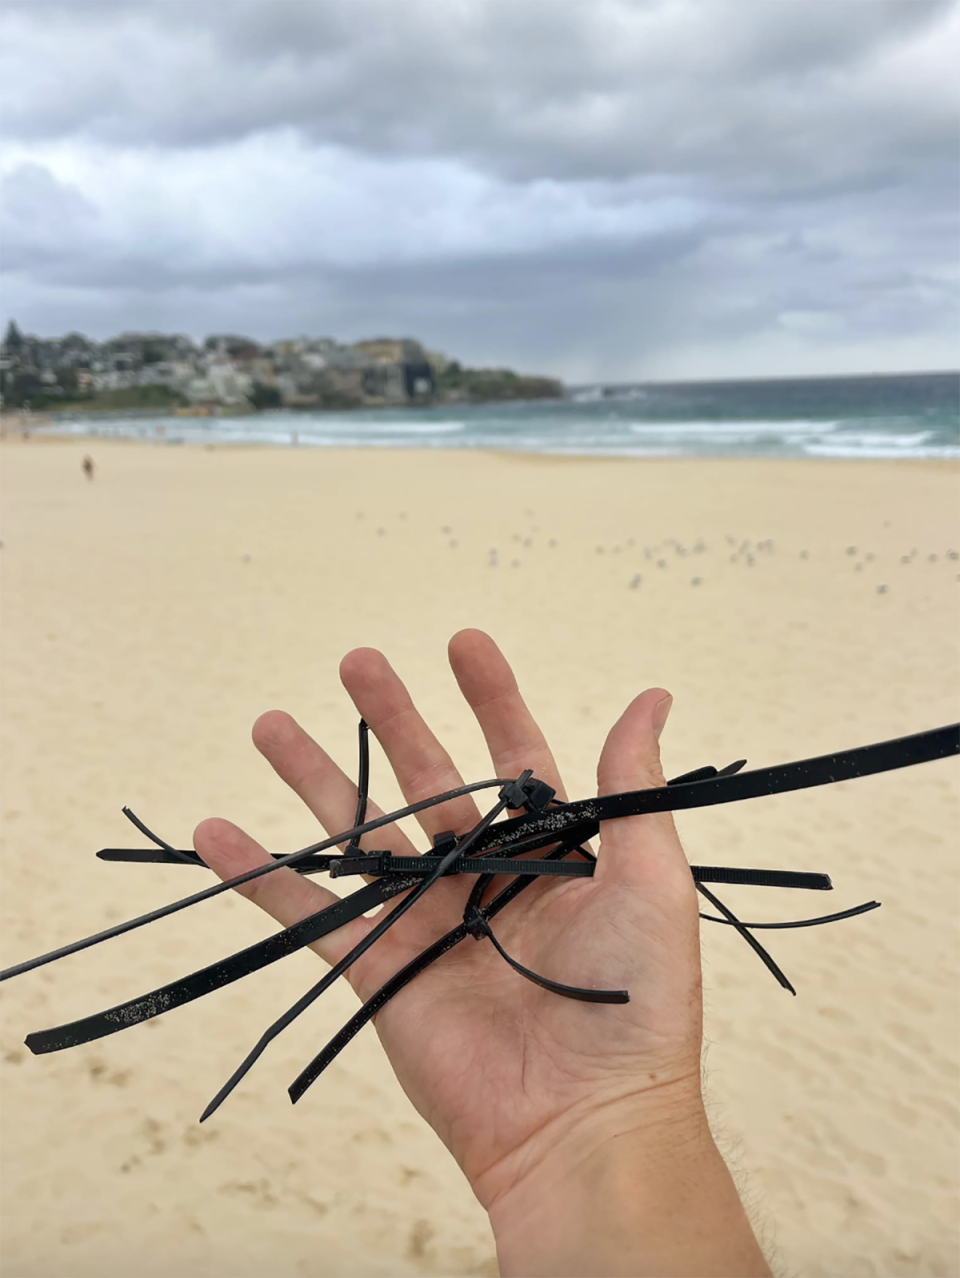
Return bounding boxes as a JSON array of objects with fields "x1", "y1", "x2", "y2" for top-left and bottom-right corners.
[{"x1": 1, "y1": 439, "x2": 958, "y2": 1278}]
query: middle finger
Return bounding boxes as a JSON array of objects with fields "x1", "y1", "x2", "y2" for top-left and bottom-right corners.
[{"x1": 448, "y1": 629, "x2": 569, "y2": 804}]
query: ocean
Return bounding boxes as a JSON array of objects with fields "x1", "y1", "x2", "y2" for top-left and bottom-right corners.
[{"x1": 37, "y1": 372, "x2": 959, "y2": 461}]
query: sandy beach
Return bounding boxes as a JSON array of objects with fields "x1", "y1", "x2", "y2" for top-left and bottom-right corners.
[{"x1": 1, "y1": 439, "x2": 958, "y2": 1278}]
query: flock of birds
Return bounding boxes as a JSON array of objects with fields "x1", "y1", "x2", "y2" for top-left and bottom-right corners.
[{"x1": 331, "y1": 511, "x2": 960, "y2": 596}]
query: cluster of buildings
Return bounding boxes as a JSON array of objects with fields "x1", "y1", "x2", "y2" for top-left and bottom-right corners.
[{"x1": 0, "y1": 323, "x2": 445, "y2": 411}]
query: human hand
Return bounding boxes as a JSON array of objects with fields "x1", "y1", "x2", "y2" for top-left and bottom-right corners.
[{"x1": 195, "y1": 630, "x2": 770, "y2": 1276}]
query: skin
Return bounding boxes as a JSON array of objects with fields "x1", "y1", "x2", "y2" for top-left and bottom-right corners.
[{"x1": 195, "y1": 629, "x2": 771, "y2": 1277}]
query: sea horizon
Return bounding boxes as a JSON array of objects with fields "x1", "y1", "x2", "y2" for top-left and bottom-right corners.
[{"x1": 15, "y1": 370, "x2": 960, "y2": 462}]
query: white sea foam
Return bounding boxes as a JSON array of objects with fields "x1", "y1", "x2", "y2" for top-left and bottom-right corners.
[
  {"x1": 290, "y1": 419, "x2": 465, "y2": 435},
  {"x1": 804, "y1": 441, "x2": 958, "y2": 460},
  {"x1": 31, "y1": 399, "x2": 958, "y2": 461},
  {"x1": 628, "y1": 419, "x2": 839, "y2": 437},
  {"x1": 571, "y1": 385, "x2": 649, "y2": 403},
  {"x1": 806, "y1": 430, "x2": 932, "y2": 449},
  {"x1": 496, "y1": 439, "x2": 680, "y2": 457}
]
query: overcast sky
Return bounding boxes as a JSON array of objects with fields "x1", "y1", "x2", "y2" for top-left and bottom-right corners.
[{"x1": 1, "y1": 0, "x2": 957, "y2": 381}]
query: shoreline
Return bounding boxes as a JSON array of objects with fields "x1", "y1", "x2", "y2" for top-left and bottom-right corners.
[
  {"x1": 2, "y1": 430, "x2": 957, "y2": 472},
  {"x1": 4, "y1": 384, "x2": 956, "y2": 467}
]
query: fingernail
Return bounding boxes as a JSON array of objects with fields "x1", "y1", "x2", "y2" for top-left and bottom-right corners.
[{"x1": 653, "y1": 694, "x2": 673, "y2": 740}]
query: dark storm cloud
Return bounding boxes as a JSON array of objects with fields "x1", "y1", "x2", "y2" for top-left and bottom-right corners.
[{"x1": 1, "y1": 0, "x2": 957, "y2": 377}]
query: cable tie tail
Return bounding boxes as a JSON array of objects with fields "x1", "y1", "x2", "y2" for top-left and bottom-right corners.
[
  {"x1": 122, "y1": 807, "x2": 195, "y2": 866},
  {"x1": 696, "y1": 882, "x2": 797, "y2": 995},
  {"x1": 464, "y1": 907, "x2": 629, "y2": 1004}
]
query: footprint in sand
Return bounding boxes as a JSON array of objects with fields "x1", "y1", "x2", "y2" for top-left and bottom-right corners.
[
  {"x1": 407, "y1": 1219, "x2": 435, "y2": 1260},
  {"x1": 219, "y1": 1178, "x2": 279, "y2": 1209},
  {"x1": 60, "y1": 1223, "x2": 106, "y2": 1245}
]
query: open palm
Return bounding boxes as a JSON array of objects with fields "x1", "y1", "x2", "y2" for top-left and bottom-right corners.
[{"x1": 194, "y1": 629, "x2": 705, "y2": 1211}]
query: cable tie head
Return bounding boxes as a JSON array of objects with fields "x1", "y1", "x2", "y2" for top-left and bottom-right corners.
[
  {"x1": 431, "y1": 830, "x2": 459, "y2": 856},
  {"x1": 521, "y1": 779, "x2": 557, "y2": 811},
  {"x1": 464, "y1": 906, "x2": 489, "y2": 941},
  {"x1": 498, "y1": 771, "x2": 554, "y2": 812}
]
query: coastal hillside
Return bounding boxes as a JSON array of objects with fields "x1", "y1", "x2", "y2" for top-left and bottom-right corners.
[{"x1": 0, "y1": 323, "x2": 563, "y2": 415}]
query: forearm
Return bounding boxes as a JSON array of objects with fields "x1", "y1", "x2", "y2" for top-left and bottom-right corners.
[{"x1": 488, "y1": 1100, "x2": 771, "y2": 1278}]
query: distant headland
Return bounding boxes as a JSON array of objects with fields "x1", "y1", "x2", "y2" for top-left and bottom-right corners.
[{"x1": 0, "y1": 322, "x2": 564, "y2": 415}]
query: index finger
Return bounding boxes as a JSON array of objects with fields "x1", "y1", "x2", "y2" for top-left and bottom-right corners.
[{"x1": 339, "y1": 648, "x2": 485, "y2": 844}]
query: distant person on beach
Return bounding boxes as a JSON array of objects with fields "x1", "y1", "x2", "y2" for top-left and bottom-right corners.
[
  {"x1": 195, "y1": 629, "x2": 772, "y2": 1278},
  {"x1": 82, "y1": 455, "x2": 94, "y2": 481}
]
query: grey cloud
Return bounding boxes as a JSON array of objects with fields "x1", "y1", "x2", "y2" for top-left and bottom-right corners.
[
  {"x1": 0, "y1": 0, "x2": 957, "y2": 378},
  {"x1": 3, "y1": 178, "x2": 953, "y2": 379},
  {"x1": 2, "y1": 0, "x2": 956, "y2": 193},
  {"x1": 0, "y1": 231, "x2": 717, "y2": 379},
  {"x1": 0, "y1": 163, "x2": 103, "y2": 273}
]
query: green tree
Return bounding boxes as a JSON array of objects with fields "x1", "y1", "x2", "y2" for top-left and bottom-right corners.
[
  {"x1": 56, "y1": 367, "x2": 80, "y2": 396},
  {"x1": 248, "y1": 381, "x2": 282, "y2": 411},
  {"x1": 4, "y1": 371, "x2": 43, "y2": 407},
  {"x1": 3, "y1": 320, "x2": 24, "y2": 350}
]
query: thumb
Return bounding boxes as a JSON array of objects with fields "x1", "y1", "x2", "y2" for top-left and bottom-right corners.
[
  {"x1": 597, "y1": 688, "x2": 673, "y2": 794},
  {"x1": 595, "y1": 689, "x2": 688, "y2": 885}
]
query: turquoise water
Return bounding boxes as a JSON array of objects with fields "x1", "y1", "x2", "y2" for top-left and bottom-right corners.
[{"x1": 41, "y1": 372, "x2": 959, "y2": 460}]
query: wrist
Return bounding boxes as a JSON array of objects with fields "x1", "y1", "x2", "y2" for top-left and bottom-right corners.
[{"x1": 486, "y1": 1083, "x2": 770, "y2": 1278}]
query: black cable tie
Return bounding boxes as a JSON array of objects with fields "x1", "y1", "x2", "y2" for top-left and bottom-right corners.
[
  {"x1": 121, "y1": 807, "x2": 195, "y2": 866},
  {"x1": 700, "y1": 900, "x2": 881, "y2": 930},
  {"x1": 497, "y1": 769, "x2": 535, "y2": 811},
  {"x1": 201, "y1": 783, "x2": 519, "y2": 1121},
  {"x1": 696, "y1": 882, "x2": 796, "y2": 995},
  {"x1": 717, "y1": 759, "x2": 748, "y2": 777},
  {"x1": 1, "y1": 773, "x2": 514, "y2": 983},
  {"x1": 331, "y1": 853, "x2": 597, "y2": 880},
  {"x1": 5, "y1": 722, "x2": 958, "y2": 1115},
  {"x1": 463, "y1": 907, "x2": 628, "y2": 1004},
  {"x1": 520, "y1": 779, "x2": 557, "y2": 812},
  {"x1": 340, "y1": 720, "x2": 373, "y2": 856},
  {"x1": 496, "y1": 770, "x2": 555, "y2": 813},
  {"x1": 329, "y1": 851, "x2": 395, "y2": 879},
  {"x1": 288, "y1": 836, "x2": 591, "y2": 1100},
  {"x1": 667, "y1": 765, "x2": 719, "y2": 785},
  {"x1": 464, "y1": 908, "x2": 488, "y2": 940}
]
